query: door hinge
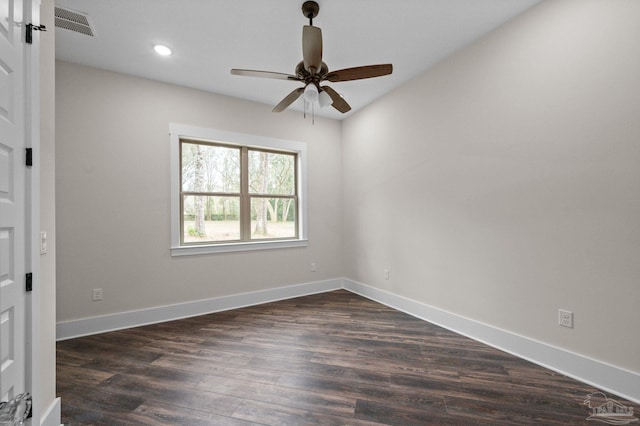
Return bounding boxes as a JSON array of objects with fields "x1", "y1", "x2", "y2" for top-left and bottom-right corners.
[
  {"x1": 25, "y1": 148, "x2": 33, "y2": 167},
  {"x1": 26, "y1": 273, "x2": 33, "y2": 292},
  {"x1": 26, "y1": 23, "x2": 46, "y2": 44}
]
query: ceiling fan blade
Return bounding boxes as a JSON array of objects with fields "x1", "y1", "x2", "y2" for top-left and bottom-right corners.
[
  {"x1": 324, "y1": 64, "x2": 393, "y2": 82},
  {"x1": 302, "y1": 25, "x2": 322, "y2": 73},
  {"x1": 272, "y1": 87, "x2": 305, "y2": 113},
  {"x1": 321, "y1": 86, "x2": 351, "y2": 113},
  {"x1": 231, "y1": 69, "x2": 301, "y2": 81}
]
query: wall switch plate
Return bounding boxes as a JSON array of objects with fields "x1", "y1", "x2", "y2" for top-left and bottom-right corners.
[
  {"x1": 558, "y1": 309, "x2": 573, "y2": 328},
  {"x1": 92, "y1": 288, "x2": 103, "y2": 301},
  {"x1": 384, "y1": 269, "x2": 390, "y2": 280},
  {"x1": 40, "y1": 231, "x2": 48, "y2": 254},
  {"x1": 310, "y1": 262, "x2": 317, "y2": 272}
]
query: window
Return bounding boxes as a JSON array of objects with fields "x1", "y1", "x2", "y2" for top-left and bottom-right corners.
[
  {"x1": 180, "y1": 141, "x2": 298, "y2": 243},
  {"x1": 170, "y1": 125, "x2": 307, "y2": 255}
]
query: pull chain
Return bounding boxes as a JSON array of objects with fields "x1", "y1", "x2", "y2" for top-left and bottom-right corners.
[{"x1": 302, "y1": 100, "x2": 315, "y2": 125}]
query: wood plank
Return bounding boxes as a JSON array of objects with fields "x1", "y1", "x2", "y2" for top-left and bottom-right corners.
[
  {"x1": 196, "y1": 375, "x2": 358, "y2": 418},
  {"x1": 231, "y1": 399, "x2": 382, "y2": 426},
  {"x1": 128, "y1": 400, "x2": 256, "y2": 426},
  {"x1": 96, "y1": 373, "x2": 243, "y2": 417}
]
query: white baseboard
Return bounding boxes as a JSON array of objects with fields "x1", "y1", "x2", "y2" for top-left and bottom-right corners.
[
  {"x1": 39, "y1": 397, "x2": 61, "y2": 426},
  {"x1": 343, "y1": 279, "x2": 640, "y2": 405},
  {"x1": 55, "y1": 277, "x2": 639, "y2": 404},
  {"x1": 56, "y1": 279, "x2": 342, "y2": 341}
]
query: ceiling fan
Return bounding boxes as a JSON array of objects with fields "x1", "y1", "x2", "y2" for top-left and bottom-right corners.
[{"x1": 230, "y1": 1, "x2": 393, "y2": 115}]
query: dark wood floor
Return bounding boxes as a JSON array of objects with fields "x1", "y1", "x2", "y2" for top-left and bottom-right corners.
[{"x1": 57, "y1": 290, "x2": 638, "y2": 425}]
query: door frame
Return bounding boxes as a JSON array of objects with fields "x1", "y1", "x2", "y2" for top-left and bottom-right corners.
[{"x1": 24, "y1": 0, "x2": 42, "y2": 422}]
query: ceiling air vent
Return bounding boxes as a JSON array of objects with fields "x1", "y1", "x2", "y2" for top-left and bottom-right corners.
[{"x1": 54, "y1": 7, "x2": 94, "y2": 37}]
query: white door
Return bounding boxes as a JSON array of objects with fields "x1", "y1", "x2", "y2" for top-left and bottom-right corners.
[{"x1": 0, "y1": 0, "x2": 27, "y2": 402}]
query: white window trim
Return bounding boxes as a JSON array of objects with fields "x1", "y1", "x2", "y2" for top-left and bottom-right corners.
[{"x1": 169, "y1": 124, "x2": 308, "y2": 256}]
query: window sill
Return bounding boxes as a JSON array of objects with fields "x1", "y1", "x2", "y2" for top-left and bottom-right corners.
[{"x1": 170, "y1": 239, "x2": 308, "y2": 256}]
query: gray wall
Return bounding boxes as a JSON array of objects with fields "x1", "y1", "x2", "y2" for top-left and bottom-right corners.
[
  {"x1": 342, "y1": 0, "x2": 640, "y2": 373},
  {"x1": 56, "y1": 62, "x2": 343, "y2": 321}
]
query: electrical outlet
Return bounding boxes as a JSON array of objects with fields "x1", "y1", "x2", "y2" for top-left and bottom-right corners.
[
  {"x1": 384, "y1": 269, "x2": 390, "y2": 280},
  {"x1": 92, "y1": 288, "x2": 103, "y2": 302},
  {"x1": 558, "y1": 309, "x2": 573, "y2": 328},
  {"x1": 310, "y1": 262, "x2": 317, "y2": 272}
]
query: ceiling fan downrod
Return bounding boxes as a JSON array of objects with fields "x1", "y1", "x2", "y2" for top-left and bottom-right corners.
[{"x1": 302, "y1": 1, "x2": 319, "y2": 26}]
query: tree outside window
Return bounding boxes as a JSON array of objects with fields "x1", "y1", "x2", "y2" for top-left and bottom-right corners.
[{"x1": 180, "y1": 139, "x2": 297, "y2": 245}]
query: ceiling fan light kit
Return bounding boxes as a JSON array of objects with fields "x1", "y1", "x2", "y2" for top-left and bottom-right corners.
[
  {"x1": 318, "y1": 90, "x2": 332, "y2": 108},
  {"x1": 230, "y1": 0, "x2": 393, "y2": 120},
  {"x1": 304, "y1": 83, "x2": 319, "y2": 103}
]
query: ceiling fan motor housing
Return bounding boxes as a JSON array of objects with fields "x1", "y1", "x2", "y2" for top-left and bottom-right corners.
[{"x1": 295, "y1": 61, "x2": 328, "y2": 84}]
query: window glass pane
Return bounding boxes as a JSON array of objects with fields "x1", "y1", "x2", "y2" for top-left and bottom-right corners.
[
  {"x1": 250, "y1": 197, "x2": 297, "y2": 240},
  {"x1": 248, "y1": 150, "x2": 295, "y2": 195},
  {"x1": 183, "y1": 195, "x2": 240, "y2": 242},
  {"x1": 182, "y1": 143, "x2": 240, "y2": 193}
]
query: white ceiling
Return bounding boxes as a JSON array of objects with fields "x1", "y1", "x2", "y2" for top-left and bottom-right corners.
[{"x1": 54, "y1": 0, "x2": 541, "y2": 120}]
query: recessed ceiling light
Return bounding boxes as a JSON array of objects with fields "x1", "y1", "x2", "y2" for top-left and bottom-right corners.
[{"x1": 153, "y1": 44, "x2": 172, "y2": 56}]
